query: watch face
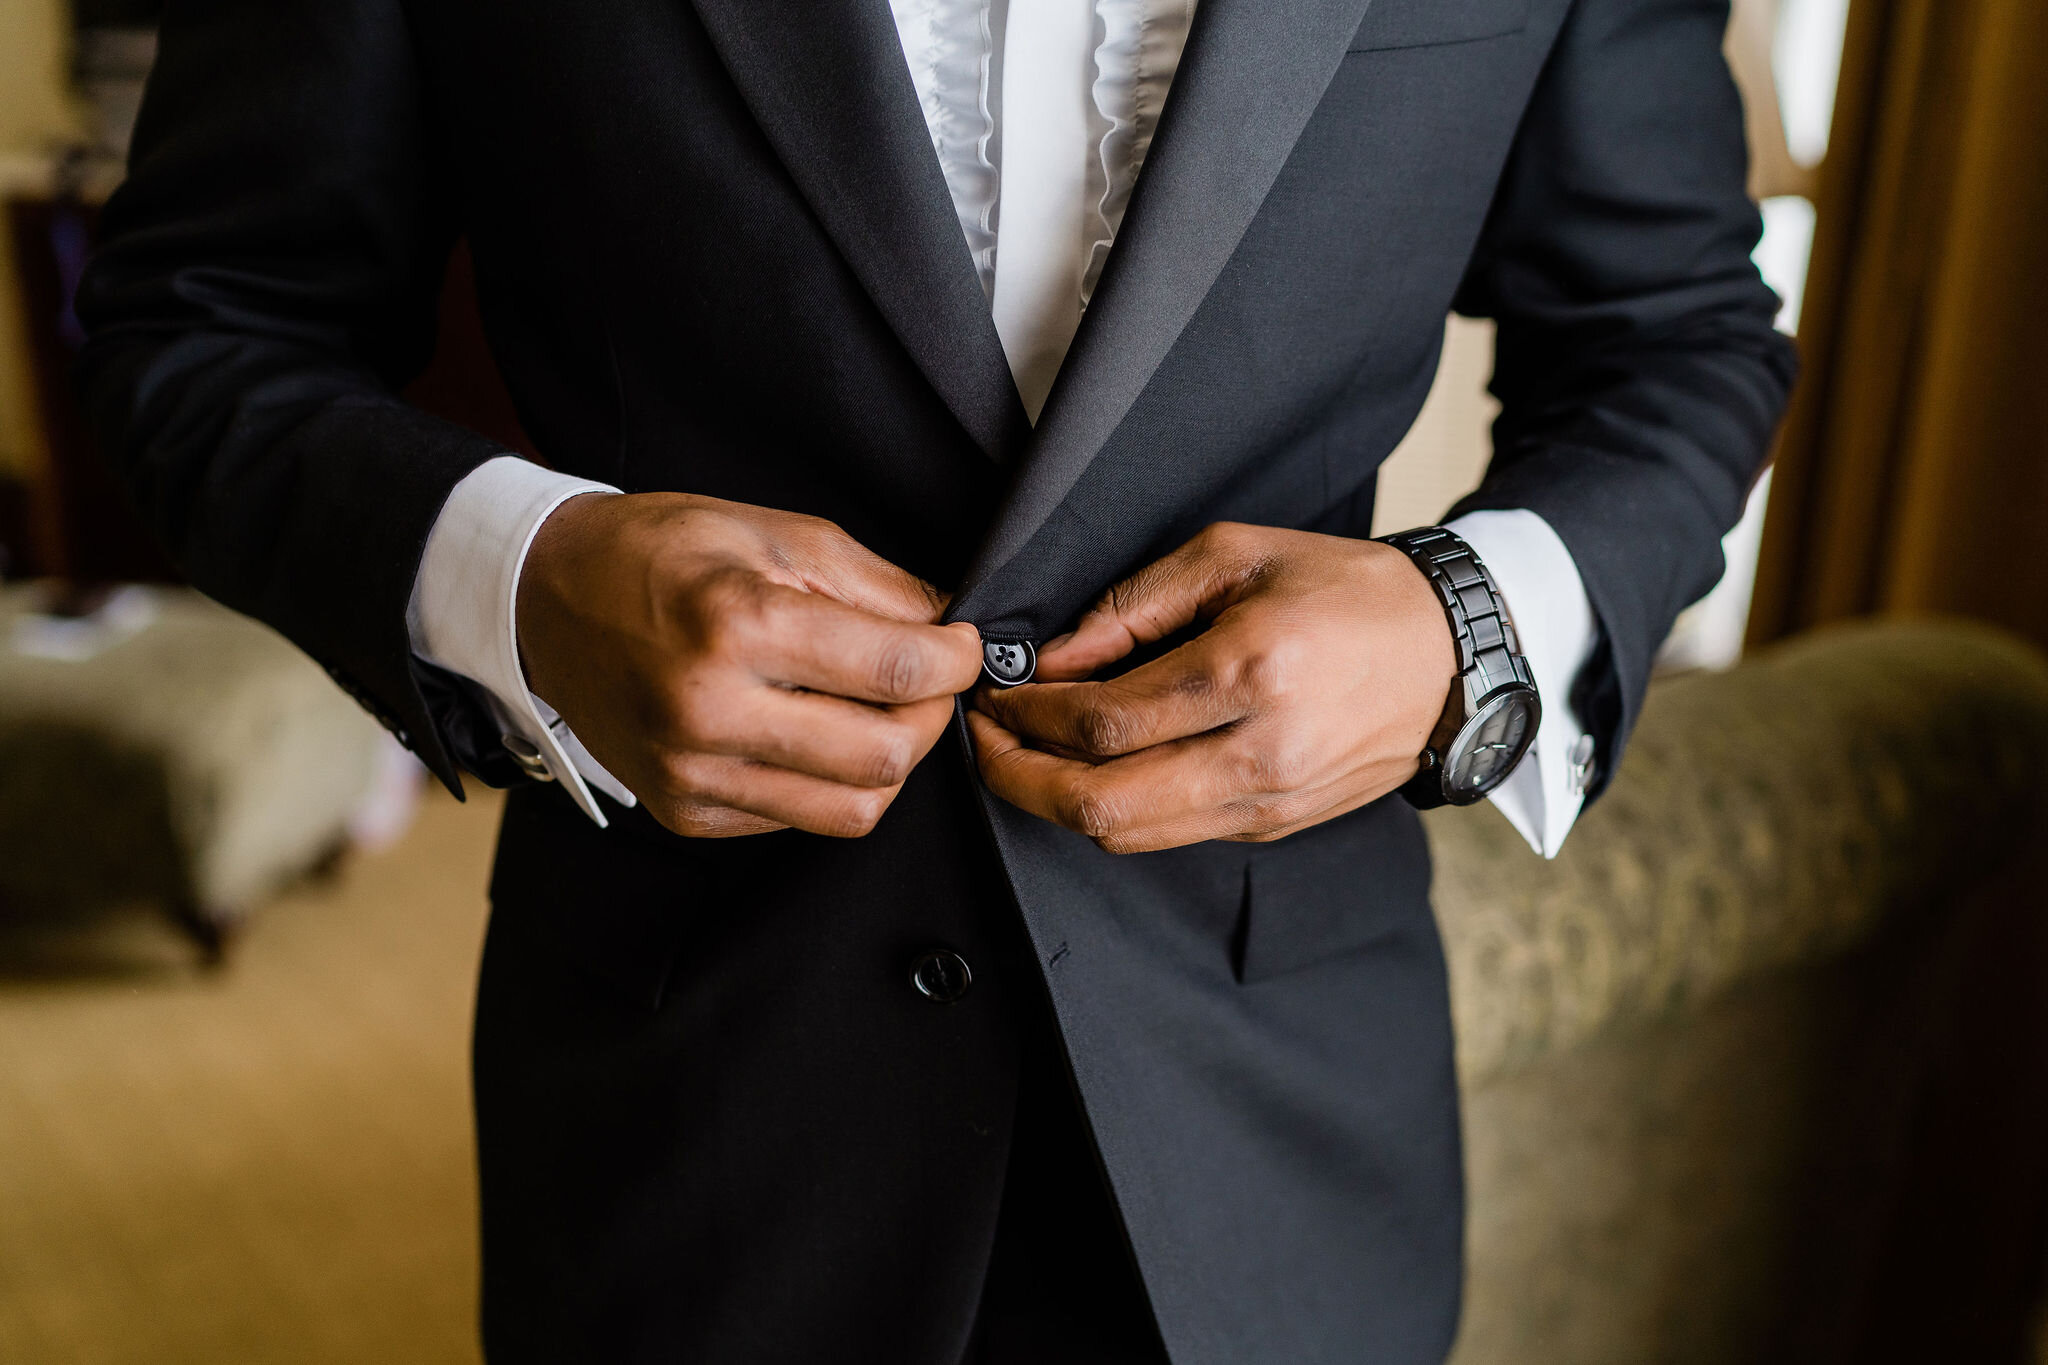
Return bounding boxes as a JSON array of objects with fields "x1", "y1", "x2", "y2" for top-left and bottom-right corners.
[{"x1": 1443, "y1": 686, "x2": 1540, "y2": 804}]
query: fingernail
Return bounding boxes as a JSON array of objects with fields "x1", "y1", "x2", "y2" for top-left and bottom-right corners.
[{"x1": 1042, "y1": 631, "x2": 1075, "y2": 653}]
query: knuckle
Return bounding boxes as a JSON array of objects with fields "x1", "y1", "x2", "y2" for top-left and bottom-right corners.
[
  {"x1": 856, "y1": 788, "x2": 893, "y2": 830},
  {"x1": 861, "y1": 732, "x2": 917, "y2": 788},
  {"x1": 803, "y1": 513, "x2": 850, "y2": 544},
  {"x1": 827, "y1": 788, "x2": 891, "y2": 837},
  {"x1": 694, "y1": 565, "x2": 753, "y2": 618},
  {"x1": 1232, "y1": 743, "x2": 1277, "y2": 791},
  {"x1": 669, "y1": 800, "x2": 727, "y2": 839},
  {"x1": 869, "y1": 638, "x2": 928, "y2": 702},
  {"x1": 1062, "y1": 780, "x2": 1123, "y2": 840},
  {"x1": 1170, "y1": 666, "x2": 1218, "y2": 701},
  {"x1": 1239, "y1": 793, "x2": 1309, "y2": 838},
  {"x1": 1074, "y1": 702, "x2": 1133, "y2": 757},
  {"x1": 1245, "y1": 795, "x2": 1293, "y2": 829},
  {"x1": 750, "y1": 588, "x2": 799, "y2": 641},
  {"x1": 757, "y1": 535, "x2": 798, "y2": 577},
  {"x1": 1239, "y1": 640, "x2": 1303, "y2": 702},
  {"x1": 987, "y1": 745, "x2": 1037, "y2": 788},
  {"x1": 1201, "y1": 521, "x2": 1283, "y2": 584},
  {"x1": 696, "y1": 570, "x2": 765, "y2": 656},
  {"x1": 1257, "y1": 738, "x2": 1317, "y2": 791},
  {"x1": 657, "y1": 749, "x2": 713, "y2": 798},
  {"x1": 1198, "y1": 521, "x2": 1253, "y2": 559}
]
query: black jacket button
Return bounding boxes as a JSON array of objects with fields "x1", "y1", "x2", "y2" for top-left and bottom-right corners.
[
  {"x1": 910, "y1": 949, "x2": 973, "y2": 1003},
  {"x1": 981, "y1": 638, "x2": 1036, "y2": 687}
]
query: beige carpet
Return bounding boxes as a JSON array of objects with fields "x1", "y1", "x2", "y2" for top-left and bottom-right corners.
[{"x1": 0, "y1": 786, "x2": 502, "y2": 1365}]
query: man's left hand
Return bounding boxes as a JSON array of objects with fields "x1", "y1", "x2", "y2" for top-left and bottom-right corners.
[{"x1": 968, "y1": 523, "x2": 1458, "y2": 853}]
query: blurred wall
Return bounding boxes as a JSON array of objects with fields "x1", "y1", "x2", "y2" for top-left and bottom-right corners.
[
  {"x1": 1369, "y1": 317, "x2": 1497, "y2": 539},
  {"x1": 0, "y1": 0, "x2": 81, "y2": 483}
]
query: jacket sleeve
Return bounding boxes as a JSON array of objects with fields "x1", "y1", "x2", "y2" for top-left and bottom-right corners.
[
  {"x1": 1448, "y1": 0, "x2": 1799, "y2": 798},
  {"x1": 76, "y1": 0, "x2": 505, "y2": 794}
]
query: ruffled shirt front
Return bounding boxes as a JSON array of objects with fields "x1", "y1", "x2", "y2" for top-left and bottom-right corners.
[
  {"x1": 890, "y1": 0, "x2": 1200, "y2": 419},
  {"x1": 1082, "y1": 0, "x2": 1199, "y2": 302},
  {"x1": 888, "y1": 0, "x2": 1004, "y2": 298}
]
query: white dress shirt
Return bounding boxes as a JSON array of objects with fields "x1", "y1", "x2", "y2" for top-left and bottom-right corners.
[{"x1": 405, "y1": 0, "x2": 1603, "y2": 854}]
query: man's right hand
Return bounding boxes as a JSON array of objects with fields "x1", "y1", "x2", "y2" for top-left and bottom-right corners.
[{"x1": 516, "y1": 492, "x2": 984, "y2": 839}]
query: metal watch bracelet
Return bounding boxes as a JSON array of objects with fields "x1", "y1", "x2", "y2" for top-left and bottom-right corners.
[
  {"x1": 1381, "y1": 528, "x2": 1530, "y2": 700},
  {"x1": 1378, "y1": 526, "x2": 1539, "y2": 807}
]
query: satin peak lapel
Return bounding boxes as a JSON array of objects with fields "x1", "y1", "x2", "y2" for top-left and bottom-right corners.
[
  {"x1": 953, "y1": 0, "x2": 1379, "y2": 613},
  {"x1": 685, "y1": 0, "x2": 1028, "y2": 462}
]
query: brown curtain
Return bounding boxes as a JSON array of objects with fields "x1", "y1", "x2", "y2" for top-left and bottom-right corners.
[{"x1": 1748, "y1": 0, "x2": 2048, "y2": 652}]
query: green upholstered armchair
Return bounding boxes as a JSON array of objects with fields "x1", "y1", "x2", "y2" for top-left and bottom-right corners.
[{"x1": 1437, "y1": 620, "x2": 2048, "y2": 1364}]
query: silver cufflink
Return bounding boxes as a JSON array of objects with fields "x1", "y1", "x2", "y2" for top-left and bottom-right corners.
[
  {"x1": 501, "y1": 732, "x2": 555, "y2": 783},
  {"x1": 1566, "y1": 733, "x2": 1597, "y2": 797}
]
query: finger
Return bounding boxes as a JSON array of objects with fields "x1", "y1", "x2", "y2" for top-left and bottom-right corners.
[
  {"x1": 967, "y1": 710, "x2": 1269, "y2": 850},
  {"x1": 650, "y1": 802, "x2": 789, "y2": 839},
  {"x1": 686, "y1": 688, "x2": 957, "y2": 788},
  {"x1": 1036, "y1": 523, "x2": 1263, "y2": 677},
  {"x1": 1027, "y1": 634, "x2": 1098, "y2": 684},
  {"x1": 1076, "y1": 801, "x2": 1290, "y2": 854},
  {"x1": 787, "y1": 525, "x2": 953, "y2": 625},
  {"x1": 731, "y1": 586, "x2": 984, "y2": 703},
  {"x1": 1218, "y1": 784, "x2": 1383, "y2": 845},
  {"x1": 976, "y1": 626, "x2": 1256, "y2": 759},
  {"x1": 1110, "y1": 773, "x2": 1390, "y2": 853},
  {"x1": 657, "y1": 750, "x2": 905, "y2": 839}
]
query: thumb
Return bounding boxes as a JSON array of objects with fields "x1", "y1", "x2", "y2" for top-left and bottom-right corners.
[{"x1": 1036, "y1": 524, "x2": 1253, "y2": 680}]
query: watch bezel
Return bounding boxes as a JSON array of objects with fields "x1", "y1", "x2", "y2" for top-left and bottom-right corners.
[{"x1": 1438, "y1": 682, "x2": 1542, "y2": 805}]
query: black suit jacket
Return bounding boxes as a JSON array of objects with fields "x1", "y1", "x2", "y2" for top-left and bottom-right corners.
[{"x1": 79, "y1": 0, "x2": 1795, "y2": 1360}]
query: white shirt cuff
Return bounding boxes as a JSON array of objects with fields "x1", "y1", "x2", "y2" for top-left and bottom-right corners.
[
  {"x1": 1444, "y1": 510, "x2": 1601, "y2": 859},
  {"x1": 404, "y1": 455, "x2": 634, "y2": 826}
]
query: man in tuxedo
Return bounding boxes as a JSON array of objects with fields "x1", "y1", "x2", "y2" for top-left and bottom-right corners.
[{"x1": 79, "y1": 0, "x2": 1794, "y2": 1359}]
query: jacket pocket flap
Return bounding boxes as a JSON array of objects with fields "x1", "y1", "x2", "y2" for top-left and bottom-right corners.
[
  {"x1": 1347, "y1": 0, "x2": 1532, "y2": 52},
  {"x1": 1236, "y1": 797, "x2": 1433, "y2": 984}
]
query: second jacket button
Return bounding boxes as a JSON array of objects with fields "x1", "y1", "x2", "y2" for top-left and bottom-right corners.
[{"x1": 909, "y1": 949, "x2": 973, "y2": 1003}]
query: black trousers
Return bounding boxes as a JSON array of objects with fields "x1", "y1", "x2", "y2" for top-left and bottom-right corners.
[{"x1": 966, "y1": 999, "x2": 1171, "y2": 1365}]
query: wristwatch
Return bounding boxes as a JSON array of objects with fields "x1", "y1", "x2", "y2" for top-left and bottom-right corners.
[{"x1": 1377, "y1": 526, "x2": 1541, "y2": 809}]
